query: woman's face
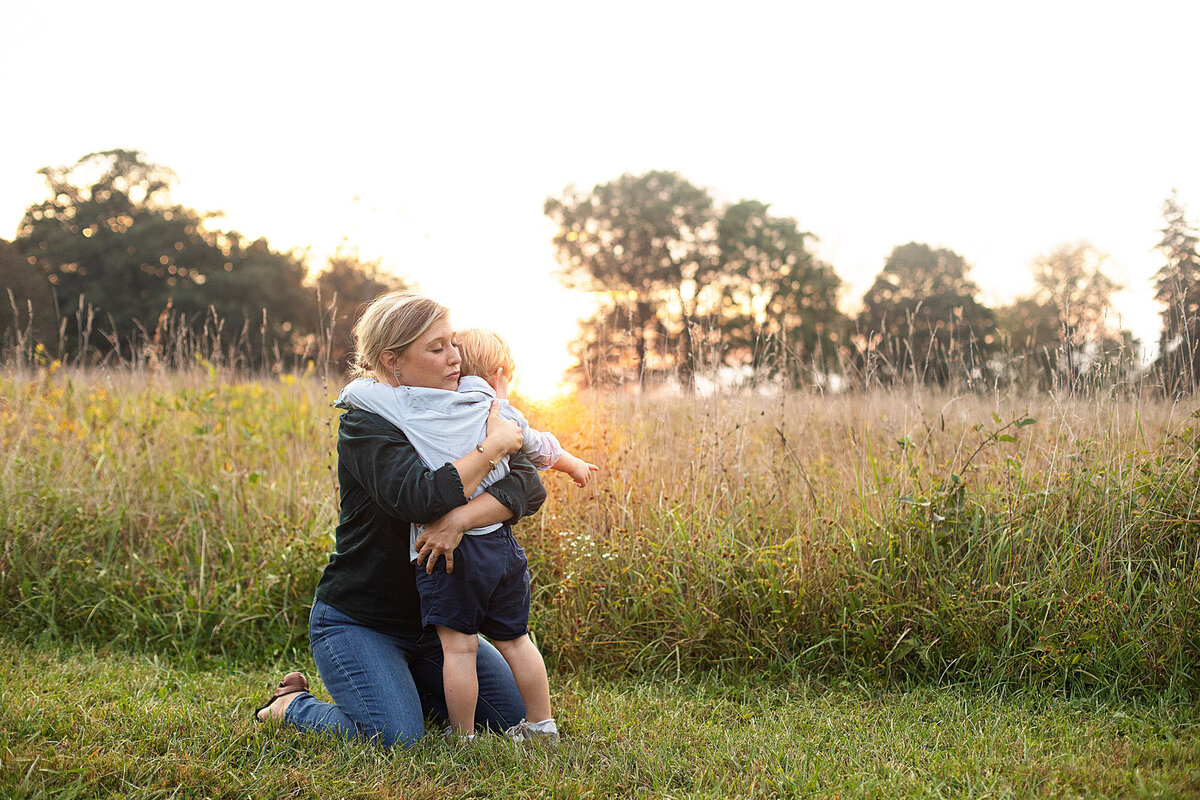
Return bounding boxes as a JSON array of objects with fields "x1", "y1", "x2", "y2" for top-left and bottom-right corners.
[{"x1": 388, "y1": 316, "x2": 461, "y2": 390}]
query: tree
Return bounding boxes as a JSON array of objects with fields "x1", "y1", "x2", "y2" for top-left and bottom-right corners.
[
  {"x1": 853, "y1": 242, "x2": 996, "y2": 386},
  {"x1": 546, "y1": 171, "x2": 715, "y2": 387},
  {"x1": 546, "y1": 172, "x2": 843, "y2": 389},
  {"x1": 15, "y1": 149, "x2": 313, "y2": 365},
  {"x1": 312, "y1": 246, "x2": 413, "y2": 372},
  {"x1": 712, "y1": 200, "x2": 843, "y2": 383},
  {"x1": 1153, "y1": 191, "x2": 1200, "y2": 394},
  {"x1": 1029, "y1": 243, "x2": 1128, "y2": 389},
  {"x1": 993, "y1": 295, "x2": 1065, "y2": 388},
  {"x1": 0, "y1": 237, "x2": 57, "y2": 359},
  {"x1": 565, "y1": 302, "x2": 654, "y2": 387}
]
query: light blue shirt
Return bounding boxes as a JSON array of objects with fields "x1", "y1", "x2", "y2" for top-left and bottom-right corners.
[{"x1": 335, "y1": 376, "x2": 561, "y2": 560}]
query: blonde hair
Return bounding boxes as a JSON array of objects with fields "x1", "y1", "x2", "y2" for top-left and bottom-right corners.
[
  {"x1": 349, "y1": 291, "x2": 448, "y2": 379},
  {"x1": 456, "y1": 328, "x2": 515, "y2": 382}
]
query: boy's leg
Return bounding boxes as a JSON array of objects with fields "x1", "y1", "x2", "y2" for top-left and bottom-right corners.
[
  {"x1": 414, "y1": 533, "x2": 526, "y2": 733},
  {"x1": 492, "y1": 634, "x2": 551, "y2": 723},
  {"x1": 410, "y1": 633, "x2": 527, "y2": 732},
  {"x1": 437, "y1": 626, "x2": 480, "y2": 735}
]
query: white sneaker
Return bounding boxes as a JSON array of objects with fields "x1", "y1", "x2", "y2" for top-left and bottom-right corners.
[{"x1": 504, "y1": 718, "x2": 559, "y2": 743}]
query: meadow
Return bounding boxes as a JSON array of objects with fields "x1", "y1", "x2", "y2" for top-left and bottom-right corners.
[{"x1": 2, "y1": 362, "x2": 1199, "y2": 797}]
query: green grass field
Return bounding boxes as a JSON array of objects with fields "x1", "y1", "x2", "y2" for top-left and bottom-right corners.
[
  {"x1": 2, "y1": 364, "x2": 1199, "y2": 797},
  {"x1": 3, "y1": 643, "x2": 1197, "y2": 799}
]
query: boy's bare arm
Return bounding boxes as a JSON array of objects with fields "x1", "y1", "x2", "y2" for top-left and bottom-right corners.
[{"x1": 551, "y1": 451, "x2": 599, "y2": 487}]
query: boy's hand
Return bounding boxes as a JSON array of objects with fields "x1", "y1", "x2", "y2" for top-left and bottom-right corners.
[{"x1": 562, "y1": 454, "x2": 600, "y2": 487}]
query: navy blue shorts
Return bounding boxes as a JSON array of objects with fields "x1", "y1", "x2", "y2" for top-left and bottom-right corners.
[{"x1": 415, "y1": 525, "x2": 530, "y2": 641}]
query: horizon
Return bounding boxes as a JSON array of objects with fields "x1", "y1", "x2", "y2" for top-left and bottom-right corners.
[{"x1": 4, "y1": 1, "x2": 1198, "y2": 395}]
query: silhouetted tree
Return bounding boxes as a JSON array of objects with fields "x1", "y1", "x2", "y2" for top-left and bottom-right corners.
[
  {"x1": 313, "y1": 246, "x2": 412, "y2": 372},
  {"x1": 15, "y1": 149, "x2": 312, "y2": 365},
  {"x1": 546, "y1": 171, "x2": 715, "y2": 388},
  {"x1": 1031, "y1": 242, "x2": 1129, "y2": 389},
  {"x1": 994, "y1": 296, "x2": 1062, "y2": 386},
  {"x1": 853, "y1": 242, "x2": 995, "y2": 386},
  {"x1": 547, "y1": 172, "x2": 843, "y2": 389},
  {"x1": 712, "y1": 200, "x2": 842, "y2": 384},
  {"x1": 1153, "y1": 191, "x2": 1200, "y2": 394},
  {"x1": 0, "y1": 238, "x2": 57, "y2": 358}
]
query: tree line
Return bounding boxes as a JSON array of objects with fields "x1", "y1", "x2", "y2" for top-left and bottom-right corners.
[
  {"x1": 2, "y1": 150, "x2": 408, "y2": 372},
  {"x1": 547, "y1": 171, "x2": 1199, "y2": 394},
  {"x1": 4, "y1": 152, "x2": 1199, "y2": 393}
]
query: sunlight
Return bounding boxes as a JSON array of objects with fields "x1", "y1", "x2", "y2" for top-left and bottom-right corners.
[
  {"x1": 436, "y1": 273, "x2": 593, "y2": 403},
  {"x1": 511, "y1": 360, "x2": 576, "y2": 401}
]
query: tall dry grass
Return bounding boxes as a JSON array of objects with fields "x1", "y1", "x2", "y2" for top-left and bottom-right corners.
[
  {"x1": 525, "y1": 387, "x2": 1199, "y2": 695},
  {"x1": 1, "y1": 360, "x2": 1197, "y2": 695},
  {"x1": 1, "y1": 361, "x2": 337, "y2": 659}
]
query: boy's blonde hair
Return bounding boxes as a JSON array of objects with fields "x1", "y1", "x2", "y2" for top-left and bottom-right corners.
[
  {"x1": 349, "y1": 291, "x2": 448, "y2": 379},
  {"x1": 456, "y1": 328, "x2": 515, "y2": 382}
]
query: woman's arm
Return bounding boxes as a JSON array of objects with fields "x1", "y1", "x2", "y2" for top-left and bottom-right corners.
[
  {"x1": 338, "y1": 409, "x2": 469, "y2": 523},
  {"x1": 339, "y1": 402, "x2": 526, "y2": 521},
  {"x1": 415, "y1": 451, "x2": 547, "y2": 574},
  {"x1": 413, "y1": 493, "x2": 513, "y2": 574},
  {"x1": 484, "y1": 449, "x2": 547, "y2": 521},
  {"x1": 449, "y1": 401, "x2": 523, "y2": 498}
]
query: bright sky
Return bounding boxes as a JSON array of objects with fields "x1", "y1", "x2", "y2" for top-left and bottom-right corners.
[{"x1": 3, "y1": 1, "x2": 1198, "y2": 396}]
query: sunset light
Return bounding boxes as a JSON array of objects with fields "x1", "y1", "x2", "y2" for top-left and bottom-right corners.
[
  {"x1": 6, "y1": 4, "x2": 1200, "y2": 793},
  {"x1": 5, "y1": 2, "x2": 1200, "y2": 389}
]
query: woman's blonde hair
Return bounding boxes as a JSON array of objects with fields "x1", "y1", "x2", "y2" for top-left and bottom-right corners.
[
  {"x1": 349, "y1": 291, "x2": 448, "y2": 379},
  {"x1": 456, "y1": 328, "x2": 515, "y2": 382}
]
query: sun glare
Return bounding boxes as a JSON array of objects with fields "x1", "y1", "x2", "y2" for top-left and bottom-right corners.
[
  {"x1": 511, "y1": 363, "x2": 576, "y2": 402},
  {"x1": 440, "y1": 276, "x2": 592, "y2": 404}
]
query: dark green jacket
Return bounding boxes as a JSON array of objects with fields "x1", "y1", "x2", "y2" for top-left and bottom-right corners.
[{"x1": 315, "y1": 408, "x2": 547, "y2": 630}]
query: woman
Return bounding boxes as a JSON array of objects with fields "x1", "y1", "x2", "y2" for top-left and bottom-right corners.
[{"x1": 254, "y1": 291, "x2": 546, "y2": 748}]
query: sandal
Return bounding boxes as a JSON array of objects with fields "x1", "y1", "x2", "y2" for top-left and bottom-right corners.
[{"x1": 253, "y1": 671, "x2": 308, "y2": 722}]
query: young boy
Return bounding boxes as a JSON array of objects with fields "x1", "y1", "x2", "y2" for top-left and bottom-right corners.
[{"x1": 335, "y1": 328, "x2": 597, "y2": 743}]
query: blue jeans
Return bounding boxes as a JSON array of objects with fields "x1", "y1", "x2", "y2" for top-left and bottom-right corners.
[{"x1": 283, "y1": 599, "x2": 526, "y2": 748}]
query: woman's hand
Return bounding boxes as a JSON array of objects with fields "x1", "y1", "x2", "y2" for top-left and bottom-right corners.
[
  {"x1": 449, "y1": 402, "x2": 524, "y2": 501},
  {"x1": 485, "y1": 400, "x2": 523, "y2": 456},
  {"x1": 414, "y1": 505, "x2": 472, "y2": 574}
]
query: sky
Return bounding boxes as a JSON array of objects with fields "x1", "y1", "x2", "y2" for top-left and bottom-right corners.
[{"x1": 3, "y1": 1, "x2": 1198, "y2": 396}]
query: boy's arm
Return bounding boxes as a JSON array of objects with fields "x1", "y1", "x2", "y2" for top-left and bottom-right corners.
[
  {"x1": 501, "y1": 404, "x2": 562, "y2": 470},
  {"x1": 500, "y1": 400, "x2": 597, "y2": 485},
  {"x1": 336, "y1": 379, "x2": 417, "y2": 431}
]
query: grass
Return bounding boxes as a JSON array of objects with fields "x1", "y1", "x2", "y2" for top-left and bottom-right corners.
[
  {"x1": 3, "y1": 361, "x2": 1200, "y2": 796},
  {"x1": 2, "y1": 641, "x2": 1198, "y2": 799},
  {"x1": 526, "y1": 388, "x2": 1200, "y2": 695},
  {"x1": 1, "y1": 364, "x2": 1198, "y2": 696}
]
